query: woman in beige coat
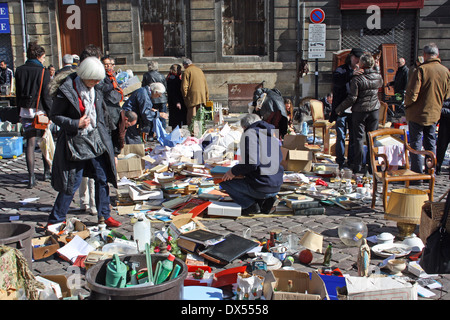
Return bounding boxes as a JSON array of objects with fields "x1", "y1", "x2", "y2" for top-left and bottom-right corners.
[{"x1": 181, "y1": 59, "x2": 209, "y2": 125}]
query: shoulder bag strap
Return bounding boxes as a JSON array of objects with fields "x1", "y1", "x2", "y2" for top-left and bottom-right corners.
[
  {"x1": 440, "y1": 190, "x2": 450, "y2": 231},
  {"x1": 35, "y1": 68, "x2": 45, "y2": 114}
]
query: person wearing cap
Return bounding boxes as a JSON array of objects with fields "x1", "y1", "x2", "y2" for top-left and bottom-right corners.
[
  {"x1": 329, "y1": 47, "x2": 364, "y2": 170},
  {"x1": 122, "y1": 82, "x2": 168, "y2": 144}
]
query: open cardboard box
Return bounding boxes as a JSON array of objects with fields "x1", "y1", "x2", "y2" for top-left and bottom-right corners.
[
  {"x1": 117, "y1": 144, "x2": 146, "y2": 178},
  {"x1": 37, "y1": 275, "x2": 72, "y2": 299},
  {"x1": 263, "y1": 270, "x2": 329, "y2": 300},
  {"x1": 32, "y1": 235, "x2": 60, "y2": 260},
  {"x1": 281, "y1": 135, "x2": 313, "y2": 172},
  {"x1": 46, "y1": 220, "x2": 90, "y2": 244}
]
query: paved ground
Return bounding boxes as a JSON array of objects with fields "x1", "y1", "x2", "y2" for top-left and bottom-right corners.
[{"x1": 1, "y1": 141, "x2": 449, "y2": 300}]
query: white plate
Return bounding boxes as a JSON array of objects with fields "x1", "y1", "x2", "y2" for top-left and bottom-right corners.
[{"x1": 371, "y1": 243, "x2": 412, "y2": 258}]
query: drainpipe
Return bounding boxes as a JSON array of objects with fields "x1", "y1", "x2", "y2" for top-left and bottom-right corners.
[{"x1": 20, "y1": 0, "x2": 27, "y2": 62}]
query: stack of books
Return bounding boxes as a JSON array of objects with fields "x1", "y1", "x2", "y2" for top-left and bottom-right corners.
[{"x1": 285, "y1": 195, "x2": 325, "y2": 215}]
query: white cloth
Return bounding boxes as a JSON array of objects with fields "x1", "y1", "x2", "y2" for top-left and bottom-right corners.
[{"x1": 74, "y1": 76, "x2": 97, "y2": 133}]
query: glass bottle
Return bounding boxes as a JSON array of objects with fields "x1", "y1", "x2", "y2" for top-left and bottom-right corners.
[{"x1": 323, "y1": 243, "x2": 332, "y2": 266}]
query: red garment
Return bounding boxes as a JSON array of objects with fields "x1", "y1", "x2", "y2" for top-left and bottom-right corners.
[{"x1": 107, "y1": 70, "x2": 123, "y2": 102}]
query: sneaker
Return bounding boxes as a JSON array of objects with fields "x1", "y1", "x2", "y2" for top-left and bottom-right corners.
[
  {"x1": 88, "y1": 207, "x2": 98, "y2": 216},
  {"x1": 105, "y1": 217, "x2": 122, "y2": 228},
  {"x1": 241, "y1": 203, "x2": 260, "y2": 216}
]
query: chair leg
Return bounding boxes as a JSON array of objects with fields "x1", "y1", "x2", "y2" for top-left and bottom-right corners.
[
  {"x1": 429, "y1": 177, "x2": 435, "y2": 202},
  {"x1": 382, "y1": 181, "x2": 389, "y2": 212},
  {"x1": 371, "y1": 179, "x2": 377, "y2": 209}
]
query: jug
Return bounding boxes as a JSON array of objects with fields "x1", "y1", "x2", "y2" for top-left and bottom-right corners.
[
  {"x1": 133, "y1": 217, "x2": 151, "y2": 252},
  {"x1": 105, "y1": 254, "x2": 127, "y2": 288}
]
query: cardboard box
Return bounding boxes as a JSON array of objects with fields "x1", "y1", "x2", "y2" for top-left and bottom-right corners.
[
  {"x1": 84, "y1": 251, "x2": 114, "y2": 270},
  {"x1": 46, "y1": 220, "x2": 90, "y2": 244},
  {"x1": 264, "y1": 270, "x2": 329, "y2": 300},
  {"x1": 39, "y1": 275, "x2": 72, "y2": 299},
  {"x1": 338, "y1": 276, "x2": 418, "y2": 300},
  {"x1": 207, "y1": 201, "x2": 241, "y2": 217},
  {"x1": 117, "y1": 144, "x2": 146, "y2": 178},
  {"x1": 168, "y1": 213, "x2": 207, "y2": 239},
  {"x1": 281, "y1": 135, "x2": 313, "y2": 172},
  {"x1": 32, "y1": 236, "x2": 60, "y2": 260}
]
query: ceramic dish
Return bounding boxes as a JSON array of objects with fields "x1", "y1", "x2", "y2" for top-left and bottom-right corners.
[{"x1": 371, "y1": 243, "x2": 412, "y2": 258}]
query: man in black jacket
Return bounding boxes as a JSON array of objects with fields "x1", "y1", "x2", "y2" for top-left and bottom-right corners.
[
  {"x1": 436, "y1": 98, "x2": 450, "y2": 175},
  {"x1": 220, "y1": 114, "x2": 284, "y2": 215},
  {"x1": 329, "y1": 48, "x2": 364, "y2": 170},
  {"x1": 387, "y1": 57, "x2": 409, "y2": 100}
]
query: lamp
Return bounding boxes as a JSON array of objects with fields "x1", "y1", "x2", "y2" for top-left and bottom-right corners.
[
  {"x1": 385, "y1": 188, "x2": 428, "y2": 240},
  {"x1": 299, "y1": 230, "x2": 323, "y2": 264}
]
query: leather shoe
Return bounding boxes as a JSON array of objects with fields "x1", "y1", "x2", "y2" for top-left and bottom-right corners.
[
  {"x1": 260, "y1": 196, "x2": 278, "y2": 214},
  {"x1": 105, "y1": 217, "x2": 122, "y2": 228}
]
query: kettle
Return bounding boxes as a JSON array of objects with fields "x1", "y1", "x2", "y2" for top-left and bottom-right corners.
[{"x1": 105, "y1": 254, "x2": 127, "y2": 288}]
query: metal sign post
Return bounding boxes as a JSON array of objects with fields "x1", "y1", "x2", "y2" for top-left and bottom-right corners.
[{"x1": 308, "y1": 21, "x2": 326, "y2": 99}]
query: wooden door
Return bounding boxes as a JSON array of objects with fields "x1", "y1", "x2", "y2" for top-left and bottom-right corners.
[
  {"x1": 142, "y1": 23, "x2": 164, "y2": 57},
  {"x1": 58, "y1": 0, "x2": 103, "y2": 57},
  {"x1": 379, "y1": 43, "x2": 397, "y2": 98},
  {"x1": 332, "y1": 49, "x2": 351, "y2": 71}
]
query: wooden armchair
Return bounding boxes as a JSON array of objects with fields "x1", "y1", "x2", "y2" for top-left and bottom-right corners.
[
  {"x1": 310, "y1": 99, "x2": 335, "y2": 154},
  {"x1": 378, "y1": 101, "x2": 391, "y2": 129},
  {"x1": 367, "y1": 128, "x2": 436, "y2": 212}
]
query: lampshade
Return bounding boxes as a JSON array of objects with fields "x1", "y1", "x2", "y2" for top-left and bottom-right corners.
[
  {"x1": 299, "y1": 230, "x2": 323, "y2": 253},
  {"x1": 385, "y1": 188, "x2": 428, "y2": 224}
]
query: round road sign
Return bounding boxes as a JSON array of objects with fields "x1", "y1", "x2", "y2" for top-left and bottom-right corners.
[{"x1": 310, "y1": 8, "x2": 325, "y2": 24}]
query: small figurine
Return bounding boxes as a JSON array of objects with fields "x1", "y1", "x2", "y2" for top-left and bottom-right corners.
[{"x1": 357, "y1": 238, "x2": 371, "y2": 277}]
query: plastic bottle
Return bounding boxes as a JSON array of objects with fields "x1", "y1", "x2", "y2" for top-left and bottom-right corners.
[
  {"x1": 323, "y1": 243, "x2": 332, "y2": 266},
  {"x1": 133, "y1": 217, "x2": 151, "y2": 252},
  {"x1": 155, "y1": 254, "x2": 175, "y2": 284},
  {"x1": 301, "y1": 121, "x2": 308, "y2": 135}
]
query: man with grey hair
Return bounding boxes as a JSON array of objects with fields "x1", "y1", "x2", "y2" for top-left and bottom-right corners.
[
  {"x1": 220, "y1": 113, "x2": 284, "y2": 216},
  {"x1": 181, "y1": 58, "x2": 209, "y2": 126},
  {"x1": 141, "y1": 60, "x2": 168, "y2": 131},
  {"x1": 56, "y1": 54, "x2": 75, "y2": 75},
  {"x1": 405, "y1": 43, "x2": 450, "y2": 178}
]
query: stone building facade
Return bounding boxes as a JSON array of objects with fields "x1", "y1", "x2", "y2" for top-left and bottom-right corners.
[{"x1": 2, "y1": 0, "x2": 450, "y2": 112}]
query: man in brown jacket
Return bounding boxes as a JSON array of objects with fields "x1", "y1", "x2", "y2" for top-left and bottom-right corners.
[
  {"x1": 181, "y1": 58, "x2": 209, "y2": 126},
  {"x1": 405, "y1": 43, "x2": 450, "y2": 176}
]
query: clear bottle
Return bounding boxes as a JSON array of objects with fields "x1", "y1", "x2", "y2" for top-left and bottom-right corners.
[
  {"x1": 133, "y1": 217, "x2": 151, "y2": 252},
  {"x1": 301, "y1": 121, "x2": 308, "y2": 135},
  {"x1": 156, "y1": 254, "x2": 175, "y2": 284},
  {"x1": 323, "y1": 243, "x2": 332, "y2": 266}
]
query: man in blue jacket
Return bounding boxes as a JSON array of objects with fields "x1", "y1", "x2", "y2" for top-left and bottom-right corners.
[
  {"x1": 220, "y1": 114, "x2": 284, "y2": 215},
  {"x1": 122, "y1": 82, "x2": 167, "y2": 144}
]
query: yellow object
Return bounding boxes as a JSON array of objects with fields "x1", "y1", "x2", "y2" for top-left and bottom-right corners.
[{"x1": 385, "y1": 188, "x2": 428, "y2": 225}]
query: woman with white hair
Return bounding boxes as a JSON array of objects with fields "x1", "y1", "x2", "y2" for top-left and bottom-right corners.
[{"x1": 47, "y1": 57, "x2": 121, "y2": 228}]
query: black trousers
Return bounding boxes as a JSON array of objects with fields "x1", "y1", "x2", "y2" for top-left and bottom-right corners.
[
  {"x1": 436, "y1": 117, "x2": 450, "y2": 172},
  {"x1": 351, "y1": 110, "x2": 379, "y2": 173}
]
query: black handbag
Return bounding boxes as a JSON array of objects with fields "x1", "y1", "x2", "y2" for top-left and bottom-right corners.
[
  {"x1": 66, "y1": 127, "x2": 106, "y2": 161},
  {"x1": 419, "y1": 191, "x2": 450, "y2": 274}
]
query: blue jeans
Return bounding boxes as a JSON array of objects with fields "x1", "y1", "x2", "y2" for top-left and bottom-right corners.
[
  {"x1": 220, "y1": 179, "x2": 278, "y2": 209},
  {"x1": 408, "y1": 121, "x2": 437, "y2": 174},
  {"x1": 335, "y1": 114, "x2": 354, "y2": 166},
  {"x1": 48, "y1": 154, "x2": 111, "y2": 224}
]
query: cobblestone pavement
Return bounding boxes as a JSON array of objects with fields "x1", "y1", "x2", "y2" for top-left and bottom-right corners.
[{"x1": 0, "y1": 148, "x2": 449, "y2": 300}]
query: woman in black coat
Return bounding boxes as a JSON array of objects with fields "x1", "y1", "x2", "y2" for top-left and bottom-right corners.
[
  {"x1": 47, "y1": 57, "x2": 120, "y2": 228},
  {"x1": 166, "y1": 64, "x2": 187, "y2": 128},
  {"x1": 15, "y1": 42, "x2": 53, "y2": 188}
]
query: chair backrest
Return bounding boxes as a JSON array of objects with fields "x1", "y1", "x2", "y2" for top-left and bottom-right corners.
[
  {"x1": 367, "y1": 128, "x2": 410, "y2": 174},
  {"x1": 309, "y1": 99, "x2": 325, "y2": 121},
  {"x1": 379, "y1": 101, "x2": 388, "y2": 125}
]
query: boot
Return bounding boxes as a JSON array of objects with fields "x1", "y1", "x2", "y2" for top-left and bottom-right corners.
[
  {"x1": 27, "y1": 174, "x2": 36, "y2": 189},
  {"x1": 42, "y1": 155, "x2": 51, "y2": 181}
]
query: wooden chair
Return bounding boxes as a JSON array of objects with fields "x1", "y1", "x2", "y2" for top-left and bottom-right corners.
[
  {"x1": 309, "y1": 99, "x2": 335, "y2": 154},
  {"x1": 367, "y1": 128, "x2": 436, "y2": 212},
  {"x1": 378, "y1": 101, "x2": 391, "y2": 129}
]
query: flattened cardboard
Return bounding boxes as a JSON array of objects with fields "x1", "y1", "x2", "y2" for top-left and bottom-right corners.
[{"x1": 32, "y1": 236, "x2": 60, "y2": 260}]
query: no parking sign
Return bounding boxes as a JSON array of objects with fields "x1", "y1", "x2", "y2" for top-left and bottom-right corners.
[{"x1": 310, "y1": 8, "x2": 325, "y2": 24}]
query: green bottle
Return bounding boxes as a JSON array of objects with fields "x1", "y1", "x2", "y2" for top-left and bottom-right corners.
[
  {"x1": 323, "y1": 243, "x2": 332, "y2": 267},
  {"x1": 156, "y1": 254, "x2": 175, "y2": 284}
]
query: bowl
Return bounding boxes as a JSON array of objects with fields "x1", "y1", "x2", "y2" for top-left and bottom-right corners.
[
  {"x1": 402, "y1": 234, "x2": 424, "y2": 252},
  {"x1": 270, "y1": 246, "x2": 288, "y2": 261},
  {"x1": 387, "y1": 259, "x2": 407, "y2": 275},
  {"x1": 377, "y1": 232, "x2": 395, "y2": 245}
]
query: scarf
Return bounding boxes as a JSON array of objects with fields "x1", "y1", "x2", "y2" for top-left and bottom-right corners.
[
  {"x1": 74, "y1": 76, "x2": 97, "y2": 133},
  {"x1": 107, "y1": 70, "x2": 123, "y2": 102}
]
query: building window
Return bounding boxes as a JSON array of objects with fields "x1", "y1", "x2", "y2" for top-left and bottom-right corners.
[
  {"x1": 222, "y1": 0, "x2": 267, "y2": 56},
  {"x1": 141, "y1": 0, "x2": 186, "y2": 57}
]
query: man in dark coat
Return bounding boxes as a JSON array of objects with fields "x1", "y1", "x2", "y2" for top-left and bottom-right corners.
[
  {"x1": 436, "y1": 98, "x2": 450, "y2": 176},
  {"x1": 387, "y1": 57, "x2": 409, "y2": 100},
  {"x1": 141, "y1": 61, "x2": 168, "y2": 130}
]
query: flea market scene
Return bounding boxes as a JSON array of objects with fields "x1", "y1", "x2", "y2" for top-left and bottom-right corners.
[{"x1": 0, "y1": 0, "x2": 450, "y2": 303}]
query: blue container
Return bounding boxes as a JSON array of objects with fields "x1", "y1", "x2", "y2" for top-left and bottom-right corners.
[
  {"x1": 0, "y1": 136, "x2": 23, "y2": 158},
  {"x1": 318, "y1": 274, "x2": 346, "y2": 300}
]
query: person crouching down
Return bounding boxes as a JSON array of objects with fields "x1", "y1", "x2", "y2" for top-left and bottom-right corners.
[
  {"x1": 47, "y1": 57, "x2": 121, "y2": 228},
  {"x1": 220, "y1": 114, "x2": 284, "y2": 215}
]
